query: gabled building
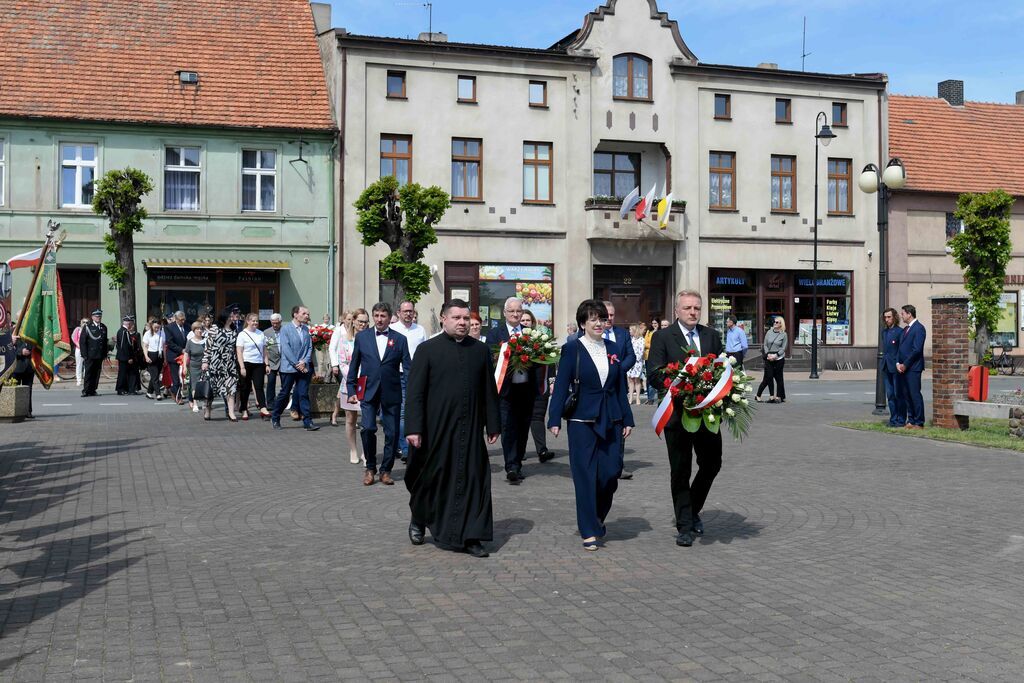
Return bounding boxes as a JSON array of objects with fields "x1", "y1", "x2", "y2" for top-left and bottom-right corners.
[
  {"x1": 0, "y1": 0, "x2": 337, "y2": 327},
  {"x1": 319, "y1": 0, "x2": 886, "y2": 366},
  {"x1": 888, "y1": 83, "x2": 1024, "y2": 355}
]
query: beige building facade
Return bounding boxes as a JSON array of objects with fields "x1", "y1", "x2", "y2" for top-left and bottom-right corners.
[{"x1": 318, "y1": 0, "x2": 886, "y2": 365}]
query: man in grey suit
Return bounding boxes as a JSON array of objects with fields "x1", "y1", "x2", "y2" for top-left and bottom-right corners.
[
  {"x1": 270, "y1": 305, "x2": 319, "y2": 431},
  {"x1": 264, "y1": 313, "x2": 283, "y2": 404}
]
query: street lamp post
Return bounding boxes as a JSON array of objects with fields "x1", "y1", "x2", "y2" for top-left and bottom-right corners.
[
  {"x1": 811, "y1": 112, "x2": 837, "y2": 379},
  {"x1": 859, "y1": 158, "x2": 908, "y2": 413}
]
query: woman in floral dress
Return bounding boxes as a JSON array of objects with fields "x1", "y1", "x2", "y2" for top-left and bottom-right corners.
[{"x1": 205, "y1": 312, "x2": 240, "y2": 421}]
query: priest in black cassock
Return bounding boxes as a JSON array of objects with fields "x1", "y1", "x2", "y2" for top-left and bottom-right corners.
[{"x1": 405, "y1": 299, "x2": 501, "y2": 558}]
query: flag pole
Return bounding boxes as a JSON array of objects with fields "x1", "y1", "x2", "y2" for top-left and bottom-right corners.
[{"x1": 1, "y1": 222, "x2": 58, "y2": 386}]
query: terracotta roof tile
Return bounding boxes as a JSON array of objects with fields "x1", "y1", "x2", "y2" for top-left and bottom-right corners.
[
  {"x1": 0, "y1": 0, "x2": 335, "y2": 131},
  {"x1": 889, "y1": 94, "x2": 1024, "y2": 197}
]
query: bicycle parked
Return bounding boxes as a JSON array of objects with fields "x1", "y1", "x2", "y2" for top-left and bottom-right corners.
[{"x1": 989, "y1": 343, "x2": 1018, "y2": 376}]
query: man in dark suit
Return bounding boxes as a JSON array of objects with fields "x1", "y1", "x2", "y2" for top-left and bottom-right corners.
[
  {"x1": 486, "y1": 296, "x2": 543, "y2": 485},
  {"x1": 647, "y1": 290, "x2": 724, "y2": 548},
  {"x1": 881, "y1": 307, "x2": 905, "y2": 427},
  {"x1": 347, "y1": 302, "x2": 412, "y2": 487},
  {"x1": 79, "y1": 309, "x2": 108, "y2": 397},
  {"x1": 896, "y1": 304, "x2": 927, "y2": 429},
  {"x1": 601, "y1": 301, "x2": 636, "y2": 479},
  {"x1": 165, "y1": 310, "x2": 188, "y2": 403}
]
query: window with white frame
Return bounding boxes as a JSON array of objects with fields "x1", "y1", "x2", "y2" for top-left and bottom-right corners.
[
  {"x1": 242, "y1": 149, "x2": 276, "y2": 212},
  {"x1": 0, "y1": 138, "x2": 5, "y2": 206},
  {"x1": 164, "y1": 146, "x2": 201, "y2": 211},
  {"x1": 60, "y1": 143, "x2": 97, "y2": 208}
]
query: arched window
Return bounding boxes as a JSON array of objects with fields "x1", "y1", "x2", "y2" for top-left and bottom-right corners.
[{"x1": 612, "y1": 54, "x2": 652, "y2": 101}]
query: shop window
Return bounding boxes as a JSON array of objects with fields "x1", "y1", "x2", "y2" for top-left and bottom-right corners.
[
  {"x1": 451, "y1": 138, "x2": 482, "y2": 200},
  {"x1": 165, "y1": 146, "x2": 201, "y2": 211},
  {"x1": 991, "y1": 292, "x2": 1019, "y2": 348},
  {"x1": 446, "y1": 263, "x2": 555, "y2": 336},
  {"x1": 612, "y1": 54, "x2": 651, "y2": 101},
  {"x1": 380, "y1": 134, "x2": 412, "y2": 186},
  {"x1": 708, "y1": 269, "x2": 758, "y2": 344},
  {"x1": 827, "y1": 158, "x2": 852, "y2": 215},
  {"x1": 770, "y1": 155, "x2": 796, "y2": 212},
  {"x1": 60, "y1": 143, "x2": 97, "y2": 208},
  {"x1": 593, "y1": 152, "x2": 640, "y2": 199},
  {"x1": 794, "y1": 271, "x2": 852, "y2": 345}
]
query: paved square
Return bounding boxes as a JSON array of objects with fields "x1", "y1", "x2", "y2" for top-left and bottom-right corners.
[{"x1": 2, "y1": 382, "x2": 1024, "y2": 681}]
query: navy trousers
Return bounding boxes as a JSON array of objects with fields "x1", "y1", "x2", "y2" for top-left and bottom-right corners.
[
  {"x1": 360, "y1": 398, "x2": 400, "y2": 473},
  {"x1": 499, "y1": 383, "x2": 534, "y2": 474},
  {"x1": 272, "y1": 370, "x2": 312, "y2": 426},
  {"x1": 883, "y1": 369, "x2": 906, "y2": 426},
  {"x1": 567, "y1": 421, "x2": 623, "y2": 539},
  {"x1": 898, "y1": 370, "x2": 925, "y2": 426}
]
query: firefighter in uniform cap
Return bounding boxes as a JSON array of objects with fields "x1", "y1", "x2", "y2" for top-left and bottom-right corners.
[
  {"x1": 115, "y1": 315, "x2": 143, "y2": 395},
  {"x1": 80, "y1": 309, "x2": 109, "y2": 397}
]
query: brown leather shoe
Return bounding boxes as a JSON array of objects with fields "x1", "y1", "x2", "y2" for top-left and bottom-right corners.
[
  {"x1": 362, "y1": 470, "x2": 375, "y2": 486},
  {"x1": 379, "y1": 472, "x2": 395, "y2": 486}
]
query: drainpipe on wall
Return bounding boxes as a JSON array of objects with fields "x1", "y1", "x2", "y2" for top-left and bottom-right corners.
[
  {"x1": 327, "y1": 135, "x2": 337, "y2": 318},
  {"x1": 339, "y1": 46, "x2": 348, "y2": 311}
]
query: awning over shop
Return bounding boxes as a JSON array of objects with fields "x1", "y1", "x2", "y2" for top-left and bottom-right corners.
[{"x1": 142, "y1": 259, "x2": 290, "y2": 270}]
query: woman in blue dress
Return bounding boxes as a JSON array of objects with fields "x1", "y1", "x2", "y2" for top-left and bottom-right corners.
[{"x1": 548, "y1": 299, "x2": 634, "y2": 551}]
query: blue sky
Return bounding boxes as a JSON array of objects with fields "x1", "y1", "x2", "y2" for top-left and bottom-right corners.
[{"x1": 327, "y1": 0, "x2": 1023, "y2": 103}]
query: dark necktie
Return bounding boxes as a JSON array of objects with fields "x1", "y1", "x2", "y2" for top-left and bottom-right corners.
[{"x1": 377, "y1": 330, "x2": 389, "y2": 336}]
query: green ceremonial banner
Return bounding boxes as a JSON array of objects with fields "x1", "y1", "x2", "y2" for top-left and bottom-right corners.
[{"x1": 17, "y1": 247, "x2": 70, "y2": 388}]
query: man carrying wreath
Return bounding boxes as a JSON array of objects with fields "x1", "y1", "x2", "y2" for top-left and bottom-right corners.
[{"x1": 647, "y1": 290, "x2": 723, "y2": 548}]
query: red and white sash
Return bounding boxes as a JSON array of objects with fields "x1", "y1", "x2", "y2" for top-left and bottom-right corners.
[{"x1": 651, "y1": 356, "x2": 734, "y2": 436}]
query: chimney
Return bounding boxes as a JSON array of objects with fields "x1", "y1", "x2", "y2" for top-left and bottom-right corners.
[
  {"x1": 310, "y1": 2, "x2": 331, "y2": 34},
  {"x1": 938, "y1": 79, "x2": 964, "y2": 106},
  {"x1": 418, "y1": 32, "x2": 448, "y2": 42},
  {"x1": 1017, "y1": 90, "x2": 1024, "y2": 106},
  {"x1": 757, "y1": 62, "x2": 779, "y2": 70}
]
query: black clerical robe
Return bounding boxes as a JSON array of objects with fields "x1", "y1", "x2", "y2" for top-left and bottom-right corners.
[{"x1": 405, "y1": 333, "x2": 502, "y2": 547}]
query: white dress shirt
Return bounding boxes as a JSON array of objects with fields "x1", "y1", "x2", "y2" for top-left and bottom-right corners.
[
  {"x1": 570, "y1": 336, "x2": 610, "y2": 423},
  {"x1": 142, "y1": 329, "x2": 165, "y2": 353},
  {"x1": 390, "y1": 321, "x2": 427, "y2": 358},
  {"x1": 375, "y1": 329, "x2": 389, "y2": 360},
  {"x1": 678, "y1": 322, "x2": 701, "y2": 355}
]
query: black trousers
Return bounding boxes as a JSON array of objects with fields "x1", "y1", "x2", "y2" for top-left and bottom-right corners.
[
  {"x1": 167, "y1": 352, "x2": 182, "y2": 397},
  {"x1": 115, "y1": 360, "x2": 141, "y2": 394},
  {"x1": 146, "y1": 355, "x2": 164, "y2": 396},
  {"x1": 238, "y1": 362, "x2": 267, "y2": 410},
  {"x1": 757, "y1": 358, "x2": 786, "y2": 399},
  {"x1": 82, "y1": 358, "x2": 102, "y2": 395},
  {"x1": 13, "y1": 369, "x2": 34, "y2": 415},
  {"x1": 529, "y1": 391, "x2": 549, "y2": 455},
  {"x1": 499, "y1": 383, "x2": 535, "y2": 474},
  {"x1": 663, "y1": 425, "x2": 722, "y2": 532}
]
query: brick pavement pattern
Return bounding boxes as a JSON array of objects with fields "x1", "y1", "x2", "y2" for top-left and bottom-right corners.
[{"x1": 2, "y1": 395, "x2": 1024, "y2": 681}]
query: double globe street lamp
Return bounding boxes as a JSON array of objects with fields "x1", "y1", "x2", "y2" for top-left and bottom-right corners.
[
  {"x1": 810, "y1": 112, "x2": 837, "y2": 379},
  {"x1": 858, "y1": 158, "x2": 908, "y2": 412}
]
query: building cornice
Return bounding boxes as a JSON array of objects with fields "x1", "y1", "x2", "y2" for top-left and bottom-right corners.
[
  {"x1": 561, "y1": 0, "x2": 698, "y2": 63},
  {"x1": 672, "y1": 62, "x2": 887, "y2": 90},
  {"x1": 335, "y1": 31, "x2": 596, "y2": 65}
]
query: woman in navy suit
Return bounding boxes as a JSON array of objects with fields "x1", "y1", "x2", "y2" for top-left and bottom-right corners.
[{"x1": 548, "y1": 300, "x2": 634, "y2": 551}]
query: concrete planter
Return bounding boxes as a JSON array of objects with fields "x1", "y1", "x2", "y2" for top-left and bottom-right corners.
[
  {"x1": 0, "y1": 385, "x2": 30, "y2": 423},
  {"x1": 308, "y1": 382, "x2": 338, "y2": 418}
]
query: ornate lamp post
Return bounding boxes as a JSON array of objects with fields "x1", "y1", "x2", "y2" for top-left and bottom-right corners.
[
  {"x1": 810, "y1": 112, "x2": 837, "y2": 379},
  {"x1": 859, "y1": 158, "x2": 907, "y2": 412}
]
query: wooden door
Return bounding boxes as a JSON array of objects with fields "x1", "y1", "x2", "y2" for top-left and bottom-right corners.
[{"x1": 59, "y1": 268, "x2": 99, "y2": 333}]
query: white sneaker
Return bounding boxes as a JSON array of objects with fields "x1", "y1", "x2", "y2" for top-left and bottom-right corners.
[{"x1": 192, "y1": 404, "x2": 199, "y2": 413}]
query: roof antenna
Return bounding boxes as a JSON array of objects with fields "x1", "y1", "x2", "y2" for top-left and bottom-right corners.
[
  {"x1": 396, "y1": 2, "x2": 433, "y2": 40},
  {"x1": 801, "y1": 16, "x2": 811, "y2": 72}
]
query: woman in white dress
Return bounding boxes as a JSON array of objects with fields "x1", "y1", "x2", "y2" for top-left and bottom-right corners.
[{"x1": 332, "y1": 309, "x2": 368, "y2": 464}]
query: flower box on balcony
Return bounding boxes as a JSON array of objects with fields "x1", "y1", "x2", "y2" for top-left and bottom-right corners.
[{"x1": 584, "y1": 196, "x2": 686, "y2": 213}]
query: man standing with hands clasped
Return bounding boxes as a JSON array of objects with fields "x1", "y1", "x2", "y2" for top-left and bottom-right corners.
[
  {"x1": 347, "y1": 303, "x2": 411, "y2": 487},
  {"x1": 404, "y1": 299, "x2": 501, "y2": 558},
  {"x1": 647, "y1": 290, "x2": 724, "y2": 548},
  {"x1": 896, "y1": 304, "x2": 926, "y2": 429},
  {"x1": 270, "y1": 305, "x2": 319, "y2": 432}
]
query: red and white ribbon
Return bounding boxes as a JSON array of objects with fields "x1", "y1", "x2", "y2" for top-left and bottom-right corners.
[
  {"x1": 494, "y1": 342, "x2": 510, "y2": 393},
  {"x1": 652, "y1": 355, "x2": 734, "y2": 436}
]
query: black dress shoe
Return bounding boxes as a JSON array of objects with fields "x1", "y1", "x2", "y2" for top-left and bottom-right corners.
[
  {"x1": 408, "y1": 522, "x2": 425, "y2": 545},
  {"x1": 676, "y1": 531, "x2": 694, "y2": 547},
  {"x1": 271, "y1": 420, "x2": 282, "y2": 430},
  {"x1": 465, "y1": 541, "x2": 489, "y2": 558},
  {"x1": 538, "y1": 449, "x2": 554, "y2": 463},
  {"x1": 304, "y1": 423, "x2": 320, "y2": 431},
  {"x1": 618, "y1": 470, "x2": 633, "y2": 480},
  {"x1": 506, "y1": 471, "x2": 522, "y2": 485},
  {"x1": 692, "y1": 515, "x2": 704, "y2": 535},
  {"x1": 400, "y1": 455, "x2": 408, "y2": 464}
]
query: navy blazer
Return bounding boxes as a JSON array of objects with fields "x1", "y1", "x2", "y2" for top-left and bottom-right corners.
[
  {"x1": 896, "y1": 321, "x2": 926, "y2": 373},
  {"x1": 165, "y1": 322, "x2": 188, "y2": 357},
  {"x1": 486, "y1": 323, "x2": 543, "y2": 397},
  {"x1": 346, "y1": 327, "x2": 411, "y2": 405},
  {"x1": 547, "y1": 337, "x2": 635, "y2": 434},
  {"x1": 882, "y1": 326, "x2": 902, "y2": 373}
]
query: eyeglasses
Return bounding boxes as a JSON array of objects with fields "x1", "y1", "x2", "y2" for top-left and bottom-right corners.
[{"x1": 355, "y1": 319, "x2": 370, "y2": 324}]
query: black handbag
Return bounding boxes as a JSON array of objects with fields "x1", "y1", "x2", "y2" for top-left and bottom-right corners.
[
  {"x1": 562, "y1": 339, "x2": 582, "y2": 419},
  {"x1": 193, "y1": 373, "x2": 215, "y2": 402}
]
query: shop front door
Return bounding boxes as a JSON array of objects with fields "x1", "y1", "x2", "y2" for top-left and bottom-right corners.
[
  {"x1": 59, "y1": 268, "x2": 100, "y2": 333},
  {"x1": 593, "y1": 265, "x2": 670, "y2": 326}
]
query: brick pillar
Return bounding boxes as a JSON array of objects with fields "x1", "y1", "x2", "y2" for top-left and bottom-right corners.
[{"x1": 930, "y1": 296, "x2": 970, "y2": 429}]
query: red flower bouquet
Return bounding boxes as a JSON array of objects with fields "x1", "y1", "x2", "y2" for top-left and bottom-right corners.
[
  {"x1": 653, "y1": 351, "x2": 756, "y2": 439},
  {"x1": 492, "y1": 328, "x2": 560, "y2": 374},
  {"x1": 309, "y1": 324, "x2": 333, "y2": 350}
]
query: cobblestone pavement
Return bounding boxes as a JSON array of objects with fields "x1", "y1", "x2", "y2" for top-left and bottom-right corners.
[{"x1": 2, "y1": 388, "x2": 1024, "y2": 682}]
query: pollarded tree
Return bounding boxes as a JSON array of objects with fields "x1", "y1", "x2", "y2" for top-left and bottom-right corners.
[
  {"x1": 92, "y1": 168, "x2": 154, "y2": 320},
  {"x1": 948, "y1": 189, "x2": 1014, "y2": 358},
  {"x1": 354, "y1": 176, "x2": 451, "y2": 303}
]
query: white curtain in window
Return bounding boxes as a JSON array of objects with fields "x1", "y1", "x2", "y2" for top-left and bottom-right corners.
[
  {"x1": 166, "y1": 170, "x2": 200, "y2": 210},
  {"x1": 260, "y1": 175, "x2": 275, "y2": 211}
]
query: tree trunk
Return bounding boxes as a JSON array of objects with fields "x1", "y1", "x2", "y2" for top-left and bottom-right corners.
[
  {"x1": 115, "y1": 230, "x2": 136, "y2": 321},
  {"x1": 975, "y1": 324, "x2": 990, "y2": 361}
]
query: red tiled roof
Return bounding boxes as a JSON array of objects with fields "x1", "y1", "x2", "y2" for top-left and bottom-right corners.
[
  {"x1": 0, "y1": 0, "x2": 334, "y2": 131},
  {"x1": 889, "y1": 95, "x2": 1024, "y2": 197}
]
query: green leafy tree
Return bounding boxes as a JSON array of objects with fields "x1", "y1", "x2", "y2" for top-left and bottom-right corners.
[
  {"x1": 353, "y1": 176, "x2": 450, "y2": 304},
  {"x1": 948, "y1": 189, "x2": 1014, "y2": 358},
  {"x1": 92, "y1": 168, "x2": 154, "y2": 320}
]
